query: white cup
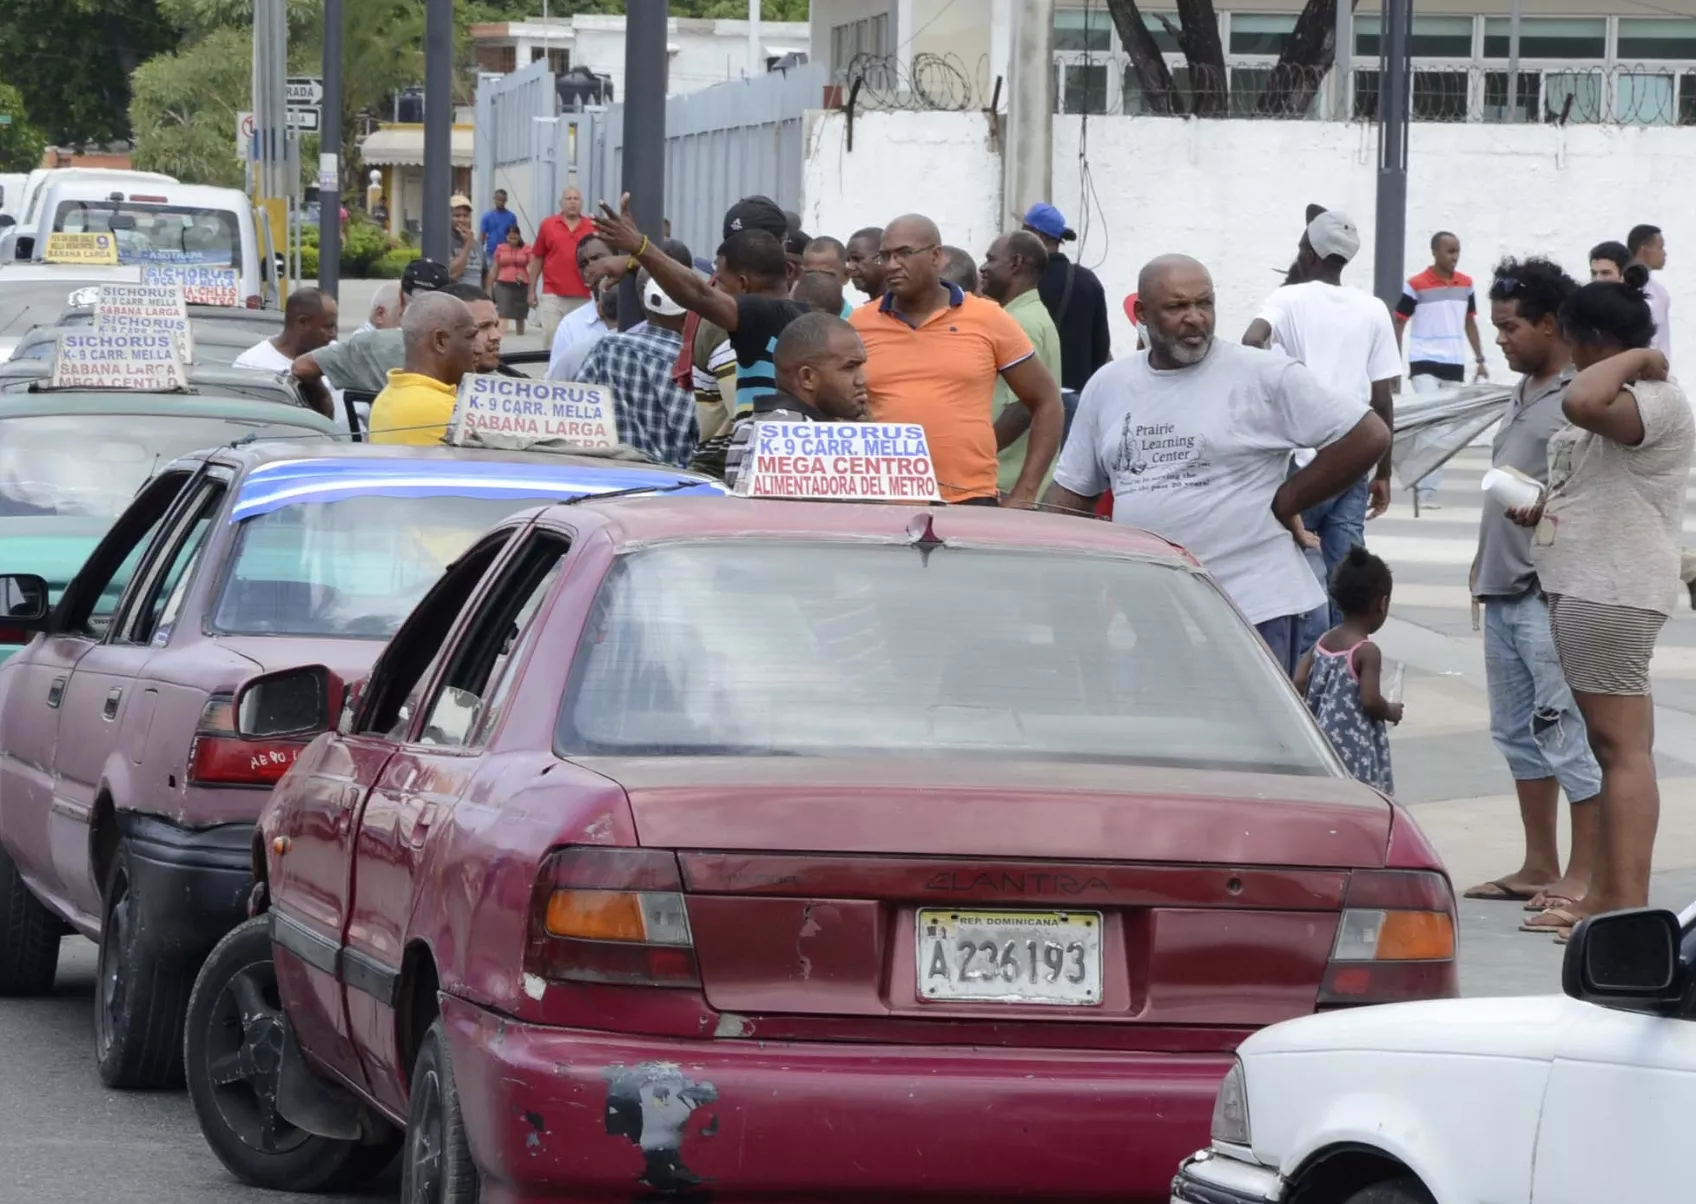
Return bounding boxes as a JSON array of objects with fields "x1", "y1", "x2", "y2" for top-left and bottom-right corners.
[{"x1": 1482, "y1": 466, "x2": 1543, "y2": 511}]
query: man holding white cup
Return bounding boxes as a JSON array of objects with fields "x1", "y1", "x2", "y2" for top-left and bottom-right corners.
[{"x1": 1462, "y1": 257, "x2": 1602, "y2": 914}]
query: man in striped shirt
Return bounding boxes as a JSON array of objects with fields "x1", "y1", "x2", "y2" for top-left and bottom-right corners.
[
  {"x1": 1394, "y1": 231, "x2": 1489, "y2": 507},
  {"x1": 724, "y1": 313, "x2": 869, "y2": 491}
]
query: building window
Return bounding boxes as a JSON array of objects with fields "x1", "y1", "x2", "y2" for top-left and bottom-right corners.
[
  {"x1": 1355, "y1": 15, "x2": 1473, "y2": 59},
  {"x1": 1412, "y1": 69, "x2": 1469, "y2": 120},
  {"x1": 476, "y1": 44, "x2": 517, "y2": 73},
  {"x1": 830, "y1": 15, "x2": 889, "y2": 81},
  {"x1": 1482, "y1": 17, "x2": 1606, "y2": 61},
  {"x1": 1056, "y1": 61, "x2": 1109, "y2": 113},
  {"x1": 1228, "y1": 14, "x2": 1297, "y2": 57},
  {"x1": 1482, "y1": 71, "x2": 1539, "y2": 123},
  {"x1": 1618, "y1": 18, "x2": 1696, "y2": 61},
  {"x1": 1054, "y1": 6, "x2": 1113, "y2": 52}
]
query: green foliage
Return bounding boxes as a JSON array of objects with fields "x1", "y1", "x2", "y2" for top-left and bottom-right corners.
[
  {"x1": 339, "y1": 217, "x2": 392, "y2": 274},
  {"x1": 465, "y1": 0, "x2": 807, "y2": 21},
  {"x1": 0, "y1": 0, "x2": 181, "y2": 145},
  {"x1": 0, "y1": 82, "x2": 48, "y2": 172},
  {"x1": 128, "y1": 26, "x2": 251, "y2": 187},
  {"x1": 369, "y1": 244, "x2": 421, "y2": 278},
  {"x1": 300, "y1": 241, "x2": 319, "y2": 278}
]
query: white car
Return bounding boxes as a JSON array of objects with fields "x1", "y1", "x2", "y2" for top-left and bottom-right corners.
[{"x1": 1172, "y1": 903, "x2": 1696, "y2": 1204}]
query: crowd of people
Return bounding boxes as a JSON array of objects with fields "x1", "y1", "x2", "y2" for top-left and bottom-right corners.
[{"x1": 224, "y1": 188, "x2": 1692, "y2": 943}]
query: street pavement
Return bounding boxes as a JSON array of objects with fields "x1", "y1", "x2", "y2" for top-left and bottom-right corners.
[{"x1": 4, "y1": 429, "x2": 1696, "y2": 1202}]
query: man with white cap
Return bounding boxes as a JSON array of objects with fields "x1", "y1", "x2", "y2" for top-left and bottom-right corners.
[
  {"x1": 448, "y1": 193, "x2": 484, "y2": 287},
  {"x1": 576, "y1": 269, "x2": 699, "y2": 468},
  {"x1": 1244, "y1": 205, "x2": 1401, "y2": 652}
]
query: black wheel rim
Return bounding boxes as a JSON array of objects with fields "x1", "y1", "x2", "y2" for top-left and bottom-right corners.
[
  {"x1": 409, "y1": 1065, "x2": 444, "y2": 1204},
  {"x1": 202, "y1": 958, "x2": 309, "y2": 1156},
  {"x1": 96, "y1": 871, "x2": 131, "y2": 1059}
]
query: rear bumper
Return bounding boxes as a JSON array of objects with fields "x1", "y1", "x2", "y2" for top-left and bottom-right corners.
[
  {"x1": 118, "y1": 811, "x2": 252, "y2": 961},
  {"x1": 1171, "y1": 1150, "x2": 1285, "y2": 1203},
  {"x1": 441, "y1": 993, "x2": 1231, "y2": 1202}
]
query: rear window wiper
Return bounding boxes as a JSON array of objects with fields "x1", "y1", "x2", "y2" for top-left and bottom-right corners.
[{"x1": 561, "y1": 480, "x2": 705, "y2": 506}]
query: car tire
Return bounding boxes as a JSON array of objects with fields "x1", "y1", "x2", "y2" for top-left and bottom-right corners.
[
  {"x1": 400, "y1": 1017, "x2": 480, "y2": 1204},
  {"x1": 186, "y1": 916, "x2": 398, "y2": 1191},
  {"x1": 0, "y1": 843, "x2": 60, "y2": 996},
  {"x1": 94, "y1": 843, "x2": 194, "y2": 1088},
  {"x1": 1343, "y1": 1180, "x2": 1438, "y2": 1204}
]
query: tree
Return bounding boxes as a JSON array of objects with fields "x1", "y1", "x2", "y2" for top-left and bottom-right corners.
[
  {"x1": 0, "y1": 0, "x2": 181, "y2": 145},
  {"x1": 0, "y1": 82, "x2": 48, "y2": 172},
  {"x1": 128, "y1": 27, "x2": 251, "y2": 187},
  {"x1": 1106, "y1": 0, "x2": 1356, "y2": 117}
]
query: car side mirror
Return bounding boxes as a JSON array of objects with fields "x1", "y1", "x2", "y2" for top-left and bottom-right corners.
[
  {"x1": 235, "y1": 664, "x2": 344, "y2": 739},
  {"x1": 0, "y1": 214, "x2": 14, "y2": 229},
  {"x1": 1562, "y1": 907, "x2": 1684, "y2": 1014},
  {"x1": 0, "y1": 573, "x2": 51, "y2": 627}
]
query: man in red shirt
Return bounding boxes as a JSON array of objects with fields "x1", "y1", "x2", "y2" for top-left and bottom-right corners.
[{"x1": 528, "y1": 185, "x2": 594, "y2": 346}]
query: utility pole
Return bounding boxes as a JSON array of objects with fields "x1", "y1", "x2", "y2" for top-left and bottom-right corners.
[
  {"x1": 1507, "y1": 0, "x2": 1523, "y2": 122},
  {"x1": 1003, "y1": 0, "x2": 1054, "y2": 227},
  {"x1": 1372, "y1": 0, "x2": 1410, "y2": 312},
  {"x1": 748, "y1": 0, "x2": 762, "y2": 77},
  {"x1": 1332, "y1": 0, "x2": 1353, "y2": 122},
  {"x1": 619, "y1": 0, "x2": 668, "y2": 330},
  {"x1": 421, "y1": 0, "x2": 454, "y2": 263},
  {"x1": 319, "y1": 0, "x2": 343, "y2": 297},
  {"x1": 253, "y1": 0, "x2": 290, "y2": 301}
]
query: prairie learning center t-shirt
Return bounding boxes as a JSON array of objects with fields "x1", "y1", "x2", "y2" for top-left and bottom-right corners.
[{"x1": 1052, "y1": 340, "x2": 1368, "y2": 625}]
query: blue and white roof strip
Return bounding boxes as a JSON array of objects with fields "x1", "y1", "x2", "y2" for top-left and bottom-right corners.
[{"x1": 228, "y1": 457, "x2": 724, "y2": 522}]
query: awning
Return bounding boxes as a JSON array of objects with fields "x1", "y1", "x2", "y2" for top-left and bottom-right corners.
[{"x1": 358, "y1": 126, "x2": 474, "y2": 168}]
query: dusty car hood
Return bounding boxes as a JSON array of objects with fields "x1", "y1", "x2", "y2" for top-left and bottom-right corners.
[{"x1": 1238, "y1": 994, "x2": 1587, "y2": 1062}]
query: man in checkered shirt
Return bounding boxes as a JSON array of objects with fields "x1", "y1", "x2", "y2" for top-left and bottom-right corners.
[{"x1": 577, "y1": 269, "x2": 700, "y2": 468}]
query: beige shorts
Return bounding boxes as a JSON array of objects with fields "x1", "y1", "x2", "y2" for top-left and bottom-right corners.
[{"x1": 537, "y1": 294, "x2": 588, "y2": 345}]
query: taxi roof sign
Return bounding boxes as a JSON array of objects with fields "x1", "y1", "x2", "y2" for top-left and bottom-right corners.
[
  {"x1": 446, "y1": 373, "x2": 620, "y2": 450},
  {"x1": 94, "y1": 283, "x2": 194, "y2": 363},
  {"x1": 141, "y1": 263, "x2": 240, "y2": 308},
  {"x1": 42, "y1": 232, "x2": 119, "y2": 266},
  {"x1": 50, "y1": 330, "x2": 189, "y2": 392},
  {"x1": 735, "y1": 421, "x2": 940, "y2": 502}
]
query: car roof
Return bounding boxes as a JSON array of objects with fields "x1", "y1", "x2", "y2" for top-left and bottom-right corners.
[
  {"x1": 172, "y1": 440, "x2": 726, "y2": 477},
  {"x1": 0, "y1": 391, "x2": 342, "y2": 430},
  {"x1": 546, "y1": 496, "x2": 1195, "y2": 563},
  {"x1": 0, "y1": 358, "x2": 307, "y2": 406},
  {"x1": 18, "y1": 320, "x2": 260, "y2": 351},
  {"x1": 54, "y1": 304, "x2": 281, "y2": 330}
]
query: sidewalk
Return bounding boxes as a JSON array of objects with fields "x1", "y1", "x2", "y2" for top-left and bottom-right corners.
[{"x1": 331, "y1": 276, "x2": 549, "y2": 354}]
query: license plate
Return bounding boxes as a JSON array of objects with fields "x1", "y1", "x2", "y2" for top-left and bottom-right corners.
[{"x1": 916, "y1": 908, "x2": 1103, "y2": 1005}]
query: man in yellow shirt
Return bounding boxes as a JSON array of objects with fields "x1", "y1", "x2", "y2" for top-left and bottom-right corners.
[{"x1": 368, "y1": 292, "x2": 479, "y2": 444}]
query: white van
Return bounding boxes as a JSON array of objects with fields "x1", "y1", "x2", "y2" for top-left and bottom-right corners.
[
  {"x1": 24, "y1": 180, "x2": 273, "y2": 308},
  {"x1": 8, "y1": 168, "x2": 179, "y2": 236},
  {"x1": 0, "y1": 174, "x2": 27, "y2": 224}
]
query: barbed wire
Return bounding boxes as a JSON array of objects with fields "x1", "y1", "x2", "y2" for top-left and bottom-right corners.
[
  {"x1": 840, "y1": 52, "x2": 992, "y2": 112},
  {"x1": 1075, "y1": 61, "x2": 1696, "y2": 126}
]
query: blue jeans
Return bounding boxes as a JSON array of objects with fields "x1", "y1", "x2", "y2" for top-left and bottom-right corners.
[
  {"x1": 1298, "y1": 475, "x2": 1370, "y2": 654},
  {"x1": 1256, "y1": 614, "x2": 1304, "y2": 679},
  {"x1": 1484, "y1": 591, "x2": 1603, "y2": 801}
]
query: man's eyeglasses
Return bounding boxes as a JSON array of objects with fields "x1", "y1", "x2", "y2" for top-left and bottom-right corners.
[
  {"x1": 1494, "y1": 276, "x2": 1522, "y2": 295},
  {"x1": 872, "y1": 243, "x2": 938, "y2": 265}
]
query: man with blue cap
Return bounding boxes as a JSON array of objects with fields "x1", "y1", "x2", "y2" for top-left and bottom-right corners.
[{"x1": 1021, "y1": 202, "x2": 1112, "y2": 435}]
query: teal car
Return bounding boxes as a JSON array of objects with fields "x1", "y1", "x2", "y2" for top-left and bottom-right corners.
[{"x1": 0, "y1": 394, "x2": 342, "y2": 660}]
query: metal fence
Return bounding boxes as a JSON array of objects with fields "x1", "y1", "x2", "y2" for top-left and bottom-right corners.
[{"x1": 475, "y1": 61, "x2": 828, "y2": 265}]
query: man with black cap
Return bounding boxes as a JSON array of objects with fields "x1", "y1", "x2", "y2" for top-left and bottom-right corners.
[
  {"x1": 1022, "y1": 202, "x2": 1111, "y2": 429},
  {"x1": 1242, "y1": 206, "x2": 1400, "y2": 652},
  {"x1": 292, "y1": 256, "x2": 452, "y2": 419}
]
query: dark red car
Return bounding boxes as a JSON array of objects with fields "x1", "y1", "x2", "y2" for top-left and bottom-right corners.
[{"x1": 189, "y1": 499, "x2": 1457, "y2": 1202}]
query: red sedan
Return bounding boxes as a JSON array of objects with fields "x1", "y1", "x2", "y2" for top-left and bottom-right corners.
[{"x1": 187, "y1": 498, "x2": 1457, "y2": 1203}]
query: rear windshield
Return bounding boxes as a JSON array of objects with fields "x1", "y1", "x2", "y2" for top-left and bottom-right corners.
[
  {"x1": 51, "y1": 201, "x2": 241, "y2": 267},
  {"x1": 211, "y1": 494, "x2": 554, "y2": 638},
  {"x1": 559, "y1": 542, "x2": 1337, "y2": 776},
  {"x1": 0, "y1": 413, "x2": 318, "y2": 520}
]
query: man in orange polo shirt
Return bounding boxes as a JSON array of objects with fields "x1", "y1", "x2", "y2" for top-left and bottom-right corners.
[{"x1": 849, "y1": 214, "x2": 1062, "y2": 505}]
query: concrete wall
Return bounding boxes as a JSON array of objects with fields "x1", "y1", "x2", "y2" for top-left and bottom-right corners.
[
  {"x1": 800, "y1": 110, "x2": 1002, "y2": 282},
  {"x1": 801, "y1": 110, "x2": 1696, "y2": 372}
]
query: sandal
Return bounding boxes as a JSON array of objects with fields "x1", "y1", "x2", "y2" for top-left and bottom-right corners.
[
  {"x1": 1525, "y1": 892, "x2": 1580, "y2": 913},
  {"x1": 1463, "y1": 877, "x2": 1545, "y2": 902},
  {"x1": 1520, "y1": 904, "x2": 1582, "y2": 935}
]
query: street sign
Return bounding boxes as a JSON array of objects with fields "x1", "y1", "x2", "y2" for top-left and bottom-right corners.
[
  {"x1": 286, "y1": 77, "x2": 324, "y2": 107},
  {"x1": 238, "y1": 107, "x2": 317, "y2": 159}
]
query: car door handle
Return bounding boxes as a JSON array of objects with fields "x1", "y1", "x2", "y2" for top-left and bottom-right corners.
[
  {"x1": 46, "y1": 677, "x2": 65, "y2": 709},
  {"x1": 409, "y1": 803, "x2": 438, "y2": 849},
  {"x1": 102, "y1": 687, "x2": 122, "y2": 721}
]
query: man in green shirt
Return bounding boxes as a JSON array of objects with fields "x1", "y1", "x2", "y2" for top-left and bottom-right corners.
[{"x1": 982, "y1": 231, "x2": 1064, "y2": 496}]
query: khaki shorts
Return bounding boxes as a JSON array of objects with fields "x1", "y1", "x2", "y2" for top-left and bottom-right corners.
[{"x1": 537, "y1": 294, "x2": 588, "y2": 346}]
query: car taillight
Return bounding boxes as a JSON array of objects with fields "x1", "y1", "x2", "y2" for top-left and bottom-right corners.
[
  {"x1": 0, "y1": 624, "x2": 32, "y2": 644},
  {"x1": 1318, "y1": 869, "x2": 1458, "y2": 1006},
  {"x1": 525, "y1": 847, "x2": 699, "y2": 989},
  {"x1": 186, "y1": 692, "x2": 307, "y2": 787}
]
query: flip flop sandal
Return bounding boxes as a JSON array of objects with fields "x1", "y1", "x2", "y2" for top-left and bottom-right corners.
[
  {"x1": 1525, "y1": 893, "x2": 1579, "y2": 913},
  {"x1": 1520, "y1": 904, "x2": 1582, "y2": 934},
  {"x1": 1463, "y1": 877, "x2": 1543, "y2": 902}
]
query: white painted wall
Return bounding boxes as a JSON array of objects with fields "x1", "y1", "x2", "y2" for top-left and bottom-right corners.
[
  {"x1": 800, "y1": 110, "x2": 1002, "y2": 287},
  {"x1": 800, "y1": 111, "x2": 1696, "y2": 374},
  {"x1": 491, "y1": 17, "x2": 809, "y2": 100}
]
